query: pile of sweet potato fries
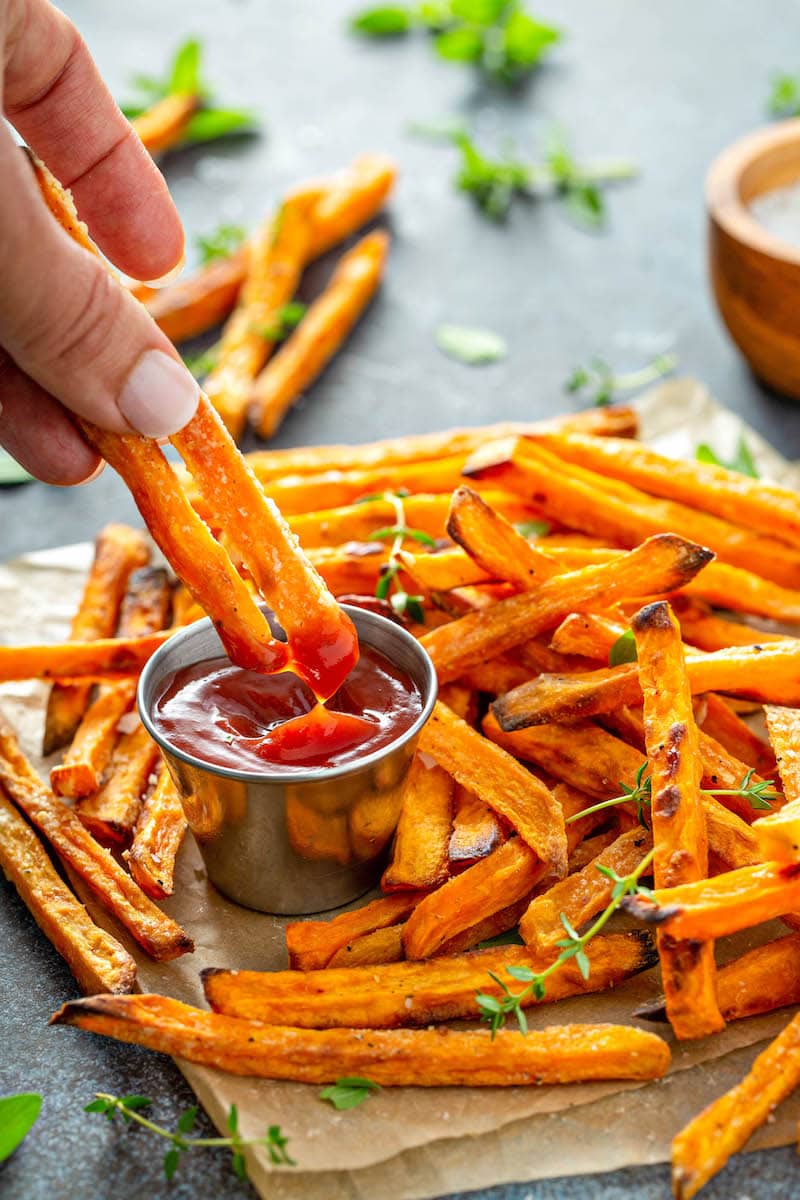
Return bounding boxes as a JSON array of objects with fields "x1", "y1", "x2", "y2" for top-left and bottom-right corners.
[{"x1": 5, "y1": 155, "x2": 800, "y2": 1197}]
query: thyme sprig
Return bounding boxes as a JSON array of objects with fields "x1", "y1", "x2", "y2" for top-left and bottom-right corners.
[
  {"x1": 84, "y1": 1094, "x2": 293, "y2": 1182},
  {"x1": 356, "y1": 490, "x2": 429, "y2": 621},
  {"x1": 565, "y1": 352, "x2": 677, "y2": 406},
  {"x1": 476, "y1": 847, "x2": 656, "y2": 1034}
]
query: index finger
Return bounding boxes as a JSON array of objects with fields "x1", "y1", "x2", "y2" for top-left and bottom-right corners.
[{"x1": 3, "y1": 0, "x2": 184, "y2": 281}]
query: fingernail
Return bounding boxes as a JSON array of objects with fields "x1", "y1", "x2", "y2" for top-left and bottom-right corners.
[
  {"x1": 141, "y1": 252, "x2": 186, "y2": 289},
  {"x1": 118, "y1": 350, "x2": 199, "y2": 437}
]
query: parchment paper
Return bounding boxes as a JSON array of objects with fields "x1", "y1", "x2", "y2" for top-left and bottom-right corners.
[{"x1": 2, "y1": 377, "x2": 800, "y2": 1198}]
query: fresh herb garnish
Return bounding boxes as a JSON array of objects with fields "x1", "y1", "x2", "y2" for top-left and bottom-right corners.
[
  {"x1": 195, "y1": 224, "x2": 247, "y2": 265},
  {"x1": 565, "y1": 352, "x2": 677, "y2": 406},
  {"x1": 0, "y1": 448, "x2": 33, "y2": 486},
  {"x1": 476, "y1": 927, "x2": 525, "y2": 949},
  {"x1": 182, "y1": 342, "x2": 220, "y2": 379},
  {"x1": 476, "y1": 847, "x2": 656, "y2": 1033},
  {"x1": 608, "y1": 628, "x2": 637, "y2": 667},
  {"x1": 564, "y1": 764, "x2": 781, "y2": 829},
  {"x1": 319, "y1": 1076, "x2": 381, "y2": 1111},
  {"x1": 696, "y1": 434, "x2": 759, "y2": 479},
  {"x1": 768, "y1": 72, "x2": 800, "y2": 117},
  {"x1": 358, "y1": 490, "x2": 428, "y2": 622},
  {"x1": 84, "y1": 1094, "x2": 293, "y2": 1182},
  {"x1": 0, "y1": 1093, "x2": 42, "y2": 1161},
  {"x1": 430, "y1": 127, "x2": 636, "y2": 223},
  {"x1": 435, "y1": 323, "x2": 507, "y2": 364},
  {"x1": 251, "y1": 302, "x2": 308, "y2": 344},
  {"x1": 514, "y1": 519, "x2": 551, "y2": 538},
  {"x1": 120, "y1": 39, "x2": 256, "y2": 147},
  {"x1": 350, "y1": 1, "x2": 561, "y2": 85}
]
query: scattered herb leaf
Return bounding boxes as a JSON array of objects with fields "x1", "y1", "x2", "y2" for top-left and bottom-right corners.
[
  {"x1": 696, "y1": 434, "x2": 759, "y2": 479},
  {"x1": 0, "y1": 449, "x2": 33, "y2": 486},
  {"x1": 195, "y1": 224, "x2": 247, "y2": 265},
  {"x1": 514, "y1": 519, "x2": 551, "y2": 538},
  {"x1": 365, "y1": 492, "x2": 429, "y2": 622},
  {"x1": 608, "y1": 628, "x2": 637, "y2": 667},
  {"x1": 351, "y1": 5, "x2": 414, "y2": 35},
  {"x1": 0, "y1": 1094, "x2": 42, "y2": 1161},
  {"x1": 476, "y1": 926, "x2": 525, "y2": 949},
  {"x1": 251, "y1": 302, "x2": 308, "y2": 344},
  {"x1": 320, "y1": 1077, "x2": 382, "y2": 1111},
  {"x1": 565, "y1": 352, "x2": 677, "y2": 406},
  {"x1": 435, "y1": 323, "x2": 507, "y2": 363},
  {"x1": 182, "y1": 343, "x2": 220, "y2": 379},
  {"x1": 768, "y1": 72, "x2": 800, "y2": 117}
]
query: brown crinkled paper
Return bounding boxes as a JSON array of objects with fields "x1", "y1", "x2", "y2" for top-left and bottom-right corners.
[{"x1": 2, "y1": 378, "x2": 800, "y2": 1198}]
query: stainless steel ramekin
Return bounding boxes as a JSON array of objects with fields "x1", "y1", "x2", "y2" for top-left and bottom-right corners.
[{"x1": 137, "y1": 605, "x2": 437, "y2": 915}]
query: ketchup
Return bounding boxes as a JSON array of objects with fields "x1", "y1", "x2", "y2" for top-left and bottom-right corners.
[{"x1": 152, "y1": 643, "x2": 423, "y2": 775}]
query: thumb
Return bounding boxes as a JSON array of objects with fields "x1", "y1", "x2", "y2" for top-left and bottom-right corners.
[{"x1": 0, "y1": 129, "x2": 199, "y2": 438}]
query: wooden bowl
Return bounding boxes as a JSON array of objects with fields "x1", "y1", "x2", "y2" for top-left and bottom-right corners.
[{"x1": 707, "y1": 118, "x2": 800, "y2": 397}]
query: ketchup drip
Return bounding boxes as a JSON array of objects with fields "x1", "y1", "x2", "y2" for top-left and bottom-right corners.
[{"x1": 152, "y1": 642, "x2": 422, "y2": 775}]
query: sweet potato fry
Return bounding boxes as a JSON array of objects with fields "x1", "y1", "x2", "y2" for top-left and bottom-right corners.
[
  {"x1": 753, "y1": 706, "x2": 800, "y2": 861},
  {"x1": 633, "y1": 601, "x2": 724, "y2": 1039},
  {"x1": 624, "y1": 861, "x2": 800, "y2": 940},
  {"x1": 699, "y1": 693, "x2": 777, "y2": 778},
  {"x1": 466, "y1": 437, "x2": 800, "y2": 588},
  {"x1": 124, "y1": 764, "x2": 187, "y2": 901},
  {"x1": 0, "y1": 632, "x2": 170, "y2": 683},
  {"x1": 674, "y1": 595, "x2": 789, "y2": 652},
  {"x1": 252, "y1": 230, "x2": 390, "y2": 437},
  {"x1": 493, "y1": 641, "x2": 800, "y2": 730},
  {"x1": 203, "y1": 930, "x2": 657, "y2": 1028},
  {"x1": 449, "y1": 787, "x2": 506, "y2": 867},
  {"x1": 528, "y1": 430, "x2": 800, "y2": 548},
  {"x1": 327, "y1": 925, "x2": 406, "y2": 968},
  {"x1": 548, "y1": 612, "x2": 626, "y2": 660},
  {"x1": 671, "y1": 1012, "x2": 800, "y2": 1200},
  {"x1": 52, "y1": 993, "x2": 671, "y2": 1086},
  {"x1": 308, "y1": 153, "x2": 397, "y2": 258},
  {"x1": 76, "y1": 722, "x2": 161, "y2": 846},
  {"x1": 0, "y1": 786, "x2": 136, "y2": 994},
  {"x1": 455, "y1": 658, "x2": 534, "y2": 695},
  {"x1": 243, "y1": 406, "x2": 637, "y2": 484},
  {"x1": 382, "y1": 753, "x2": 454, "y2": 891},
  {"x1": 132, "y1": 93, "x2": 198, "y2": 155},
  {"x1": 422, "y1": 533, "x2": 713, "y2": 685},
  {"x1": 636, "y1": 933, "x2": 800, "y2": 1024},
  {"x1": 446, "y1": 485, "x2": 559, "y2": 586},
  {"x1": 419, "y1": 701, "x2": 567, "y2": 873},
  {"x1": 43, "y1": 525, "x2": 149, "y2": 755},
  {"x1": 173, "y1": 395, "x2": 358, "y2": 698},
  {"x1": 0, "y1": 711, "x2": 192, "y2": 960},
  {"x1": 683, "y1": 560, "x2": 800, "y2": 624},
  {"x1": 144, "y1": 245, "x2": 249, "y2": 343},
  {"x1": 51, "y1": 566, "x2": 171, "y2": 799},
  {"x1": 203, "y1": 189, "x2": 318, "y2": 438},
  {"x1": 519, "y1": 827, "x2": 652, "y2": 955},
  {"x1": 482, "y1": 713, "x2": 763, "y2": 872},
  {"x1": 286, "y1": 891, "x2": 427, "y2": 970}
]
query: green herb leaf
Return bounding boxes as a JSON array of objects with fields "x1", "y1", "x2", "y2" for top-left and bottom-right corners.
[
  {"x1": 450, "y1": 130, "x2": 530, "y2": 219},
  {"x1": 120, "y1": 1094, "x2": 152, "y2": 1111},
  {"x1": 351, "y1": 5, "x2": 413, "y2": 35},
  {"x1": 163, "y1": 1146, "x2": 181, "y2": 1181},
  {"x1": 514, "y1": 519, "x2": 551, "y2": 539},
  {"x1": 182, "y1": 343, "x2": 220, "y2": 379},
  {"x1": 227, "y1": 1103, "x2": 239, "y2": 1134},
  {"x1": 252, "y1": 302, "x2": 308, "y2": 344},
  {"x1": 231, "y1": 1150, "x2": 248, "y2": 1180},
  {"x1": 476, "y1": 927, "x2": 525, "y2": 949},
  {"x1": 0, "y1": 1094, "x2": 42, "y2": 1162},
  {"x1": 609, "y1": 628, "x2": 637, "y2": 667},
  {"x1": 391, "y1": 591, "x2": 426, "y2": 623},
  {"x1": 266, "y1": 1124, "x2": 295, "y2": 1167},
  {"x1": 0, "y1": 449, "x2": 33, "y2": 486},
  {"x1": 196, "y1": 224, "x2": 247, "y2": 265},
  {"x1": 367, "y1": 524, "x2": 437, "y2": 546},
  {"x1": 696, "y1": 434, "x2": 759, "y2": 479},
  {"x1": 320, "y1": 1077, "x2": 381, "y2": 1111},
  {"x1": 177, "y1": 1105, "x2": 198, "y2": 1133},
  {"x1": 435, "y1": 323, "x2": 507, "y2": 364},
  {"x1": 169, "y1": 38, "x2": 202, "y2": 96},
  {"x1": 83, "y1": 1099, "x2": 112, "y2": 1114},
  {"x1": 501, "y1": 10, "x2": 560, "y2": 73},
  {"x1": 184, "y1": 108, "x2": 256, "y2": 144},
  {"x1": 434, "y1": 26, "x2": 484, "y2": 63},
  {"x1": 769, "y1": 72, "x2": 800, "y2": 117},
  {"x1": 565, "y1": 352, "x2": 676, "y2": 405}
]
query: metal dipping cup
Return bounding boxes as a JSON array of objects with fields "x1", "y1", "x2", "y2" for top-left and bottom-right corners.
[{"x1": 137, "y1": 605, "x2": 437, "y2": 915}]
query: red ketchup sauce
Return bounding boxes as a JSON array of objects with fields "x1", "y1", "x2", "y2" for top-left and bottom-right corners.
[{"x1": 152, "y1": 643, "x2": 423, "y2": 775}]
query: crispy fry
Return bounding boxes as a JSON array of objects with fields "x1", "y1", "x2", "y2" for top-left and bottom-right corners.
[
  {"x1": 466, "y1": 437, "x2": 800, "y2": 588},
  {"x1": 482, "y1": 714, "x2": 762, "y2": 872},
  {"x1": 243, "y1": 408, "x2": 637, "y2": 489},
  {"x1": 173, "y1": 395, "x2": 358, "y2": 697},
  {"x1": 327, "y1": 925, "x2": 406, "y2": 968},
  {"x1": 637, "y1": 933, "x2": 800, "y2": 1024},
  {"x1": 449, "y1": 787, "x2": 506, "y2": 867},
  {"x1": 124, "y1": 764, "x2": 187, "y2": 901},
  {"x1": 549, "y1": 612, "x2": 626, "y2": 660},
  {"x1": 419, "y1": 701, "x2": 567, "y2": 873},
  {"x1": 422, "y1": 534, "x2": 713, "y2": 685},
  {"x1": 671, "y1": 1012, "x2": 800, "y2": 1200},
  {"x1": 683, "y1": 560, "x2": 800, "y2": 624},
  {"x1": 528, "y1": 430, "x2": 800, "y2": 548},
  {"x1": 51, "y1": 993, "x2": 671, "y2": 1086},
  {"x1": 144, "y1": 245, "x2": 249, "y2": 342},
  {"x1": 203, "y1": 930, "x2": 656, "y2": 1028},
  {"x1": 132, "y1": 93, "x2": 198, "y2": 155},
  {"x1": 447, "y1": 485, "x2": 559, "y2": 586},
  {"x1": 674, "y1": 596, "x2": 789, "y2": 652},
  {"x1": 382, "y1": 753, "x2": 454, "y2": 891},
  {"x1": 624, "y1": 861, "x2": 800, "y2": 940},
  {"x1": 0, "y1": 711, "x2": 192, "y2": 960},
  {"x1": 286, "y1": 891, "x2": 427, "y2": 970},
  {"x1": 0, "y1": 632, "x2": 170, "y2": 683},
  {"x1": 455, "y1": 658, "x2": 534, "y2": 695},
  {"x1": 633, "y1": 601, "x2": 723, "y2": 1039},
  {"x1": 0, "y1": 786, "x2": 136, "y2": 994},
  {"x1": 43, "y1": 525, "x2": 149, "y2": 755},
  {"x1": 252, "y1": 230, "x2": 390, "y2": 437},
  {"x1": 752, "y1": 706, "x2": 800, "y2": 861},
  {"x1": 493, "y1": 641, "x2": 800, "y2": 729},
  {"x1": 75, "y1": 722, "x2": 161, "y2": 846},
  {"x1": 519, "y1": 827, "x2": 652, "y2": 955},
  {"x1": 308, "y1": 153, "x2": 397, "y2": 258},
  {"x1": 204, "y1": 189, "x2": 318, "y2": 438},
  {"x1": 699, "y1": 693, "x2": 777, "y2": 778},
  {"x1": 51, "y1": 567, "x2": 171, "y2": 799}
]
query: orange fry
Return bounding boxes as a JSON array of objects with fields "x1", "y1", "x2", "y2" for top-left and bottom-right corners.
[
  {"x1": 144, "y1": 245, "x2": 248, "y2": 343},
  {"x1": 382, "y1": 753, "x2": 454, "y2": 891},
  {"x1": 286, "y1": 891, "x2": 427, "y2": 970},
  {"x1": 446, "y1": 485, "x2": 559, "y2": 586},
  {"x1": 0, "y1": 632, "x2": 170, "y2": 683},
  {"x1": 132, "y1": 93, "x2": 197, "y2": 155},
  {"x1": 752, "y1": 706, "x2": 800, "y2": 862},
  {"x1": 327, "y1": 925, "x2": 406, "y2": 968},
  {"x1": 698, "y1": 693, "x2": 777, "y2": 778},
  {"x1": 124, "y1": 765, "x2": 187, "y2": 901},
  {"x1": 76, "y1": 723, "x2": 160, "y2": 846}
]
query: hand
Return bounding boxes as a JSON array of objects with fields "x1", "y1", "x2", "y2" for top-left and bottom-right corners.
[{"x1": 0, "y1": 0, "x2": 199, "y2": 484}]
